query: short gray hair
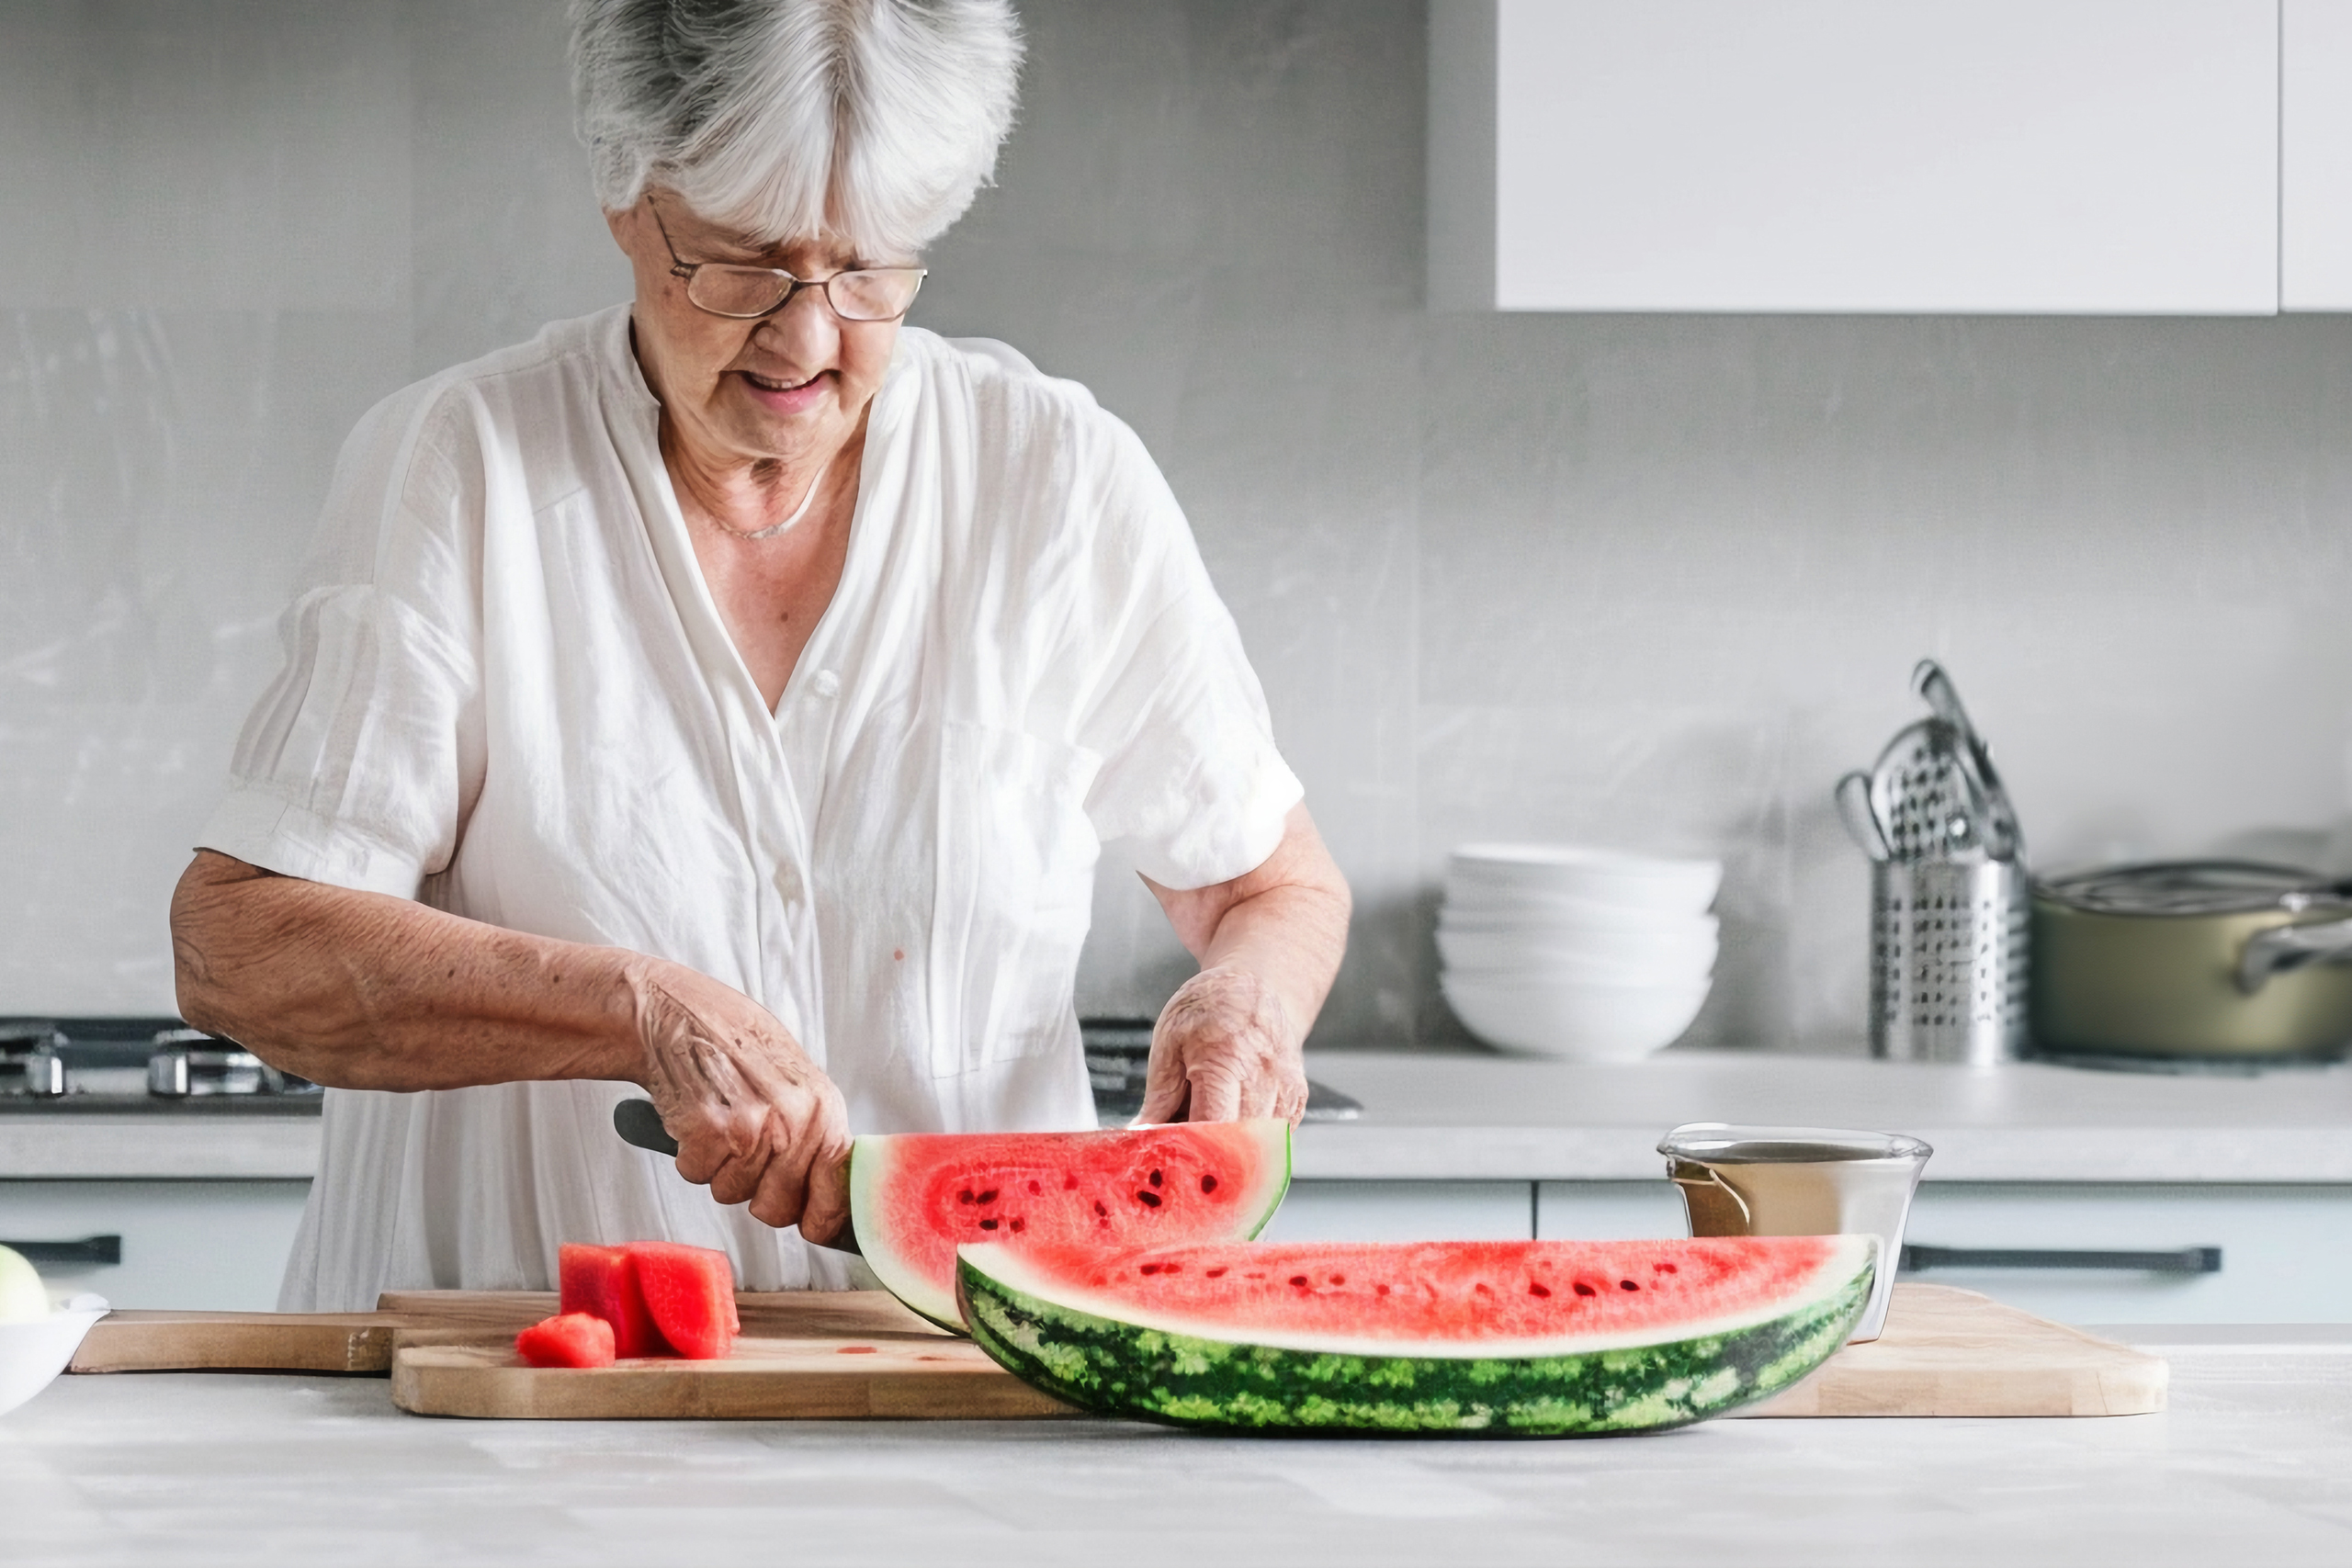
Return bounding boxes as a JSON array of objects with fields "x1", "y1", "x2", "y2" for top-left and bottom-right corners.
[{"x1": 570, "y1": 0, "x2": 1023, "y2": 258}]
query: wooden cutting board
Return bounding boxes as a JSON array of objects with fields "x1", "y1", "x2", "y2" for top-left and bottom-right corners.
[
  {"x1": 1739, "y1": 1282, "x2": 2167, "y2": 1418},
  {"x1": 75, "y1": 1283, "x2": 2165, "y2": 1421}
]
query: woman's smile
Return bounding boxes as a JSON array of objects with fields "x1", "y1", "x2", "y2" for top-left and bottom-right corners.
[{"x1": 737, "y1": 365, "x2": 831, "y2": 417}]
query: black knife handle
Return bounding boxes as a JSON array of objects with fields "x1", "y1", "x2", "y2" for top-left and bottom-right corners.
[{"x1": 613, "y1": 1098, "x2": 680, "y2": 1157}]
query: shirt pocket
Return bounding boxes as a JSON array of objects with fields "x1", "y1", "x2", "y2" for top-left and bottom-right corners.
[{"x1": 929, "y1": 721, "x2": 1103, "y2": 1079}]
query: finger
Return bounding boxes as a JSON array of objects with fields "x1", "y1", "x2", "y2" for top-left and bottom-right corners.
[
  {"x1": 747, "y1": 1145, "x2": 810, "y2": 1229},
  {"x1": 797, "y1": 1146, "x2": 854, "y2": 1246},
  {"x1": 1136, "y1": 1039, "x2": 1192, "y2": 1124},
  {"x1": 1186, "y1": 1062, "x2": 1243, "y2": 1123}
]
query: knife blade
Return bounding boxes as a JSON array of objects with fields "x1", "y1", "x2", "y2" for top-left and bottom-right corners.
[{"x1": 610, "y1": 1097, "x2": 860, "y2": 1255}]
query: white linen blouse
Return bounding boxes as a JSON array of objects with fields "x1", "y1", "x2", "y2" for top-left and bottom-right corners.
[{"x1": 199, "y1": 307, "x2": 1301, "y2": 1311}]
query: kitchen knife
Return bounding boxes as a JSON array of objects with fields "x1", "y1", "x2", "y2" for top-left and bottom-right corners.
[{"x1": 610, "y1": 1097, "x2": 860, "y2": 1255}]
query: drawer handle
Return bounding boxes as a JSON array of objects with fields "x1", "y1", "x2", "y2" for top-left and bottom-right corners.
[
  {"x1": 0, "y1": 1235, "x2": 122, "y2": 1266},
  {"x1": 1901, "y1": 1243, "x2": 2220, "y2": 1275}
]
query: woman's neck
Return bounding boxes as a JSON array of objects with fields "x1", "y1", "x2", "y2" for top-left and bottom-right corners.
[{"x1": 660, "y1": 415, "x2": 862, "y2": 542}]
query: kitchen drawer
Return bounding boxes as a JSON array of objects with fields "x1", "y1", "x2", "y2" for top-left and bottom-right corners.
[
  {"x1": 1903, "y1": 1183, "x2": 2352, "y2": 1325},
  {"x1": 0, "y1": 1179, "x2": 310, "y2": 1311},
  {"x1": 1263, "y1": 1180, "x2": 1534, "y2": 1242},
  {"x1": 1539, "y1": 1179, "x2": 2352, "y2": 1325}
]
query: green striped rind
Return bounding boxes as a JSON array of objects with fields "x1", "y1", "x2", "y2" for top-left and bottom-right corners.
[{"x1": 957, "y1": 1247, "x2": 1873, "y2": 1437}]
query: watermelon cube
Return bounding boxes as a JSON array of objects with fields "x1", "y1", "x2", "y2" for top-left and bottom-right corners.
[
  {"x1": 628, "y1": 1241, "x2": 740, "y2": 1360},
  {"x1": 558, "y1": 1243, "x2": 667, "y2": 1359},
  {"x1": 515, "y1": 1312, "x2": 616, "y2": 1369}
]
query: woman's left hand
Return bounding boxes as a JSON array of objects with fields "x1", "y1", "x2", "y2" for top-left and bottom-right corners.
[{"x1": 1136, "y1": 964, "x2": 1309, "y2": 1124}]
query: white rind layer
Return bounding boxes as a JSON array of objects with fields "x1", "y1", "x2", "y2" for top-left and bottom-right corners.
[{"x1": 958, "y1": 1234, "x2": 1877, "y2": 1360}]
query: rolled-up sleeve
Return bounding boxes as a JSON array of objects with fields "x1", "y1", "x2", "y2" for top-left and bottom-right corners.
[
  {"x1": 1072, "y1": 418, "x2": 1303, "y2": 892},
  {"x1": 197, "y1": 389, "x2": 486, "y2": 897}
]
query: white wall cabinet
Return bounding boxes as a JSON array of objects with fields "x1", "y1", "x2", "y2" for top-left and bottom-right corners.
[{"x1": 1431, "y1": 0, "x2": 2293, "y2": 314}]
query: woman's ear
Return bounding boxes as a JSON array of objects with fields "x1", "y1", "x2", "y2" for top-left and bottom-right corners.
[{"x1": 604, "y1": 204, "x2": 637, "y2": 256}]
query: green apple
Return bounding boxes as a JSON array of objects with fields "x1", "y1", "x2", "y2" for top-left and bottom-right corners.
[{"x1": 0, "y1": 1244, "x2": 49, "y2": 1322}]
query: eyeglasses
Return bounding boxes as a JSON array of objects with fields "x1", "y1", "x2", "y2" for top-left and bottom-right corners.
[{"x1": 648, "y1": 197, "x2": 924, "y2": 323}]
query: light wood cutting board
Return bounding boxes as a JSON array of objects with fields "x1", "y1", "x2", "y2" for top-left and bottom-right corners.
[
  {"x1": 74, "y1": 1283, "x2": 2165, "y2": 1421},
  {"x1": 1739, "y1": 1282, "x2": 2167, "y2": 1417}
]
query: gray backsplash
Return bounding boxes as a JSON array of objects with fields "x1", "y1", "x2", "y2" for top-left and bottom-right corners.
[{"x1": 7, "y1": 1, "x2": 2351, "y2": 1054}]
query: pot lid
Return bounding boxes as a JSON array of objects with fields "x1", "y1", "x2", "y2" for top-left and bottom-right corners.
[{"x1": 2036, "y1": 860, "x2": 2352, "y2": 917}]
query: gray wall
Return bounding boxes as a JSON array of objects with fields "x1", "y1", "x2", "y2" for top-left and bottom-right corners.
[{"x1": 6, "y1": 1, "x2": 2352, "y2": 1054}]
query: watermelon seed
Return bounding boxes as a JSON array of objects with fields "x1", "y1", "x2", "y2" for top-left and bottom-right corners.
[
  {"x1": 1289, "y1": 1275, "x2": 1310, "y2": 1288},
  {"x1": 957, "y1": 1189, "x2": 975, "y2": 1204},
  {"x1": 976, "y1": 1189, "x2": 999, "y2": 1204},
  {"x1": 1375, "y1": 1284, "x2": 1389, "y2": 1296},
  {"x1": 1205, "y1": 1267, "x2": 1228, "y2": 1278},
  {"x1": 1064, "y1": 1174, "x2": 1079, "y2": 1189},
  {"x1": 1200, "y1": 1174, "x2": 1218, "y2": 1193},
  {"x1": 1329, "y1": 1275, "x2": 1345, "y2": 1285},
  {"x1": 1140, "y1": 1263, "x2": 1164, "y2": 1275},
  {"x1": 1620, "y1": 1280, "x2": 1640, "y2": 1292},
  {"x1": 1573, "y1": 1282, "x2": 1597, "y2": 1297},
  {"x1": 1656, "y1": 1262, "x2": 1679, "y2": 1273},
  {"x1": 1028, "y1": 1180, "x2": 1042, "y2": 1195},
  {"x1": 1136, "y1": 1190, "x2": 1162, "y2": 1207},
  {"x1": 1010, "y1": 1219, "x2": 1024, "y2": 1232},
  {"x1": 978, "y1": 1218, "x2": 999, "y2": 1231},
  {"x1": 1149, "y1": 1169, "x2": 1163, "y2": 1188},
  {"x1": 1475, "y1": 1282, "x2": 1492, "y2": 1295},
  {"x1": 1529, "y1": 1283, "x2": 1551, "y2": 1298}
]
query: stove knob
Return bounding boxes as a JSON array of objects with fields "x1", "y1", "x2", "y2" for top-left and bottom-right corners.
[{"x1": 148, "y1": 1050, "x2": 191, "y2": 1097}]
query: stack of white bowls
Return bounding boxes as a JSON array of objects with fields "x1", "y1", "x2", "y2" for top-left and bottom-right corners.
[{"x1": 1437, "y1": 843, "x2": 1721, "y2": 1061}]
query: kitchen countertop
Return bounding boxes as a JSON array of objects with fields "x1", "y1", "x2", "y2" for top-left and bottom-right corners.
[
  {"x1": 9, "y1": 1326, "x2": 2352, "y2": 1566},
  {"x1": 11, "y1": 1048, "x2": 2352, "y2": 1184}
]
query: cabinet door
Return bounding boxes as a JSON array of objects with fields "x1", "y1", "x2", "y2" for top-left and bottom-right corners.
[
  {"x1": 1432, "y1": 0, "x2": 2279, "y2": 314},
  {"x1": 1265, "y1": 1181, "x2": 1534, "y2": 1242},
  {"x1": 0, "y1": 1179, "x2": 310, "y2": 1311},
  {"x1": 2284, "y1": 0, "x2": 2352, "y2": 309}
]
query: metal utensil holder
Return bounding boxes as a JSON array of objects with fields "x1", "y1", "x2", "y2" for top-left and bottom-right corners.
[{"x1": 1871, "y1": 858, "x2": 2030, "y2": 1066}]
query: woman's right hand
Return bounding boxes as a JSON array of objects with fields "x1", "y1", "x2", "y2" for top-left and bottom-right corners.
[{"x1": 627, "y1": 960, "x2": 853, "y2": 1245}]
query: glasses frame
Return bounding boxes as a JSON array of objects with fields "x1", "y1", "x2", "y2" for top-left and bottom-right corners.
[{"x1": 646, "y1": 197, "x2": 925, "y2": 323}]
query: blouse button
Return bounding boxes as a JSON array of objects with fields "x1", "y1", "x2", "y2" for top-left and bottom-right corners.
[{"x1": 810, "y1": 669, "x2": 842, "y2": 699}]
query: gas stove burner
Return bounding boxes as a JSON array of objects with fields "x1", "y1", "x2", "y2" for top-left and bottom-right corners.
[
  {"x1": 0, "y1": 1017, "x2": 319, "y2": 1102},
  {"x1": 145, "y1": 1029, "x2": 310, "y2": 1098},
  {"x1": 0, "y1": 1021, "x2": 68, "y2": 1097}
]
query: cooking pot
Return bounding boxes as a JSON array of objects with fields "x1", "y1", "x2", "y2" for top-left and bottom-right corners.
[{"x1": 2030, "y1": 861, "x2": 2352, "y2": 1059}]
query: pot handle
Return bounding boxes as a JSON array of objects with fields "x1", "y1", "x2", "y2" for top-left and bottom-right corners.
[{"x1": 2238, "y1": 917, "x2": 2352, "y2": 993}]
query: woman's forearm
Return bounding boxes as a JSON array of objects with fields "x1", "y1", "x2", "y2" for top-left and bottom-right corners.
[
  {"x1": 1153, "y1": 804, "x2": 1352, "y2": 1046},
  {"x1": 169, "y1": 849, "x2": 650, "y2": 1091}
]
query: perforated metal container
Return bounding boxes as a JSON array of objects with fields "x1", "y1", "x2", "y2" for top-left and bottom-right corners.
[{"x1": 1870, "y1": 859, "x2": 2031, "y2": 1066}]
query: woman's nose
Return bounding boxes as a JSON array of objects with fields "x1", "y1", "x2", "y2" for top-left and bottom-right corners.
[{"x1": 754, "y1": 288, "x2": 840, "y2": 367}]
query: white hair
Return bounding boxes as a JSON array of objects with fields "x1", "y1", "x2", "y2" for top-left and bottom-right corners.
[{"x1": 569, "y1": 0, "x2": 1023, "y2": 258}]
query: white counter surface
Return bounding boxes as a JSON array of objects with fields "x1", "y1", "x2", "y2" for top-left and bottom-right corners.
[
  {"x1": 9, "y1": 1327, "x2": 2351, "y2": 1566},
  {"x1": 1296, "y1": 1050, "x2": 2352, "y2": 1183},
  {"x1": 8, "y1": 1048, "x2": 2351, "y2": 1185}
]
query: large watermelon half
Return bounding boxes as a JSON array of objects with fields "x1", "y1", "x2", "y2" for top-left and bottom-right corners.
[
  {"x1": 850, "y1": 1121, "x2": 1293, "y2": 1329},
  {"x1": 958, "y1": 1234, "x2": 1875, "y2": 1436}
]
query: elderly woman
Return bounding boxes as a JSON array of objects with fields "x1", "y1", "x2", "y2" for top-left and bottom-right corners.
[{"x1": 168, "y1": 0, "x2": 1348, "y2": 1311}]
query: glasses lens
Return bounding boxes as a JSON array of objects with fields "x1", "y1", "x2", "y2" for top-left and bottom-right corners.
[
  {"x1": 828, "y1": 269, "x2": 923, "y2": 321},
  {"x1": 687, "y1": 265, "x2": 792, "y2": 318}
]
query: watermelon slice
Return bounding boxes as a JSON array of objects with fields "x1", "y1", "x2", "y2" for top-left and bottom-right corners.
[
  {"x1": 514, "y1": 1312, "x2": 617, "y2": 1369},
  {"x1": 558, "y1": 1243, "x2": 665, "y2": 1359},
  {"x1": 957, "y1": 1235, "x2": 1876, "y2": 1436},
  {"x1": 851, "y1": 1121, "x2": 1292, "y2": 1329},
  {"x1": 630, "y1": 1241, "x2": 741, "y2": 1360}
]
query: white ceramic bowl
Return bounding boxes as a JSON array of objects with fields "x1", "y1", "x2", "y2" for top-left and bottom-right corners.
[
  {"x1": 1442, "y1": 973, "x2": 1711, "y2": 1061},
  {"x1": 1447, "y1": 844, "x2": 1722, "y2": 916},
  {"x1": 0, "y1": 1309, "x2": 106, "y2": 1419},
  {"x1": 1435, "y1": 921, "x2": 1718, "y2": 980}
]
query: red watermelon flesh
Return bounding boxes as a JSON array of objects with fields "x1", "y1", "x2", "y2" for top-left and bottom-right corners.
[
  {"x1": 628, "y1": 1241, "x2": 740, "y2": 1360},
  {"x1": 959, "y1": 1235, "x2": 1875, "y2": 1357},
  {"x1": 514, "y1": 1312, "x2": 617, "y2": 1369},
  {"x1": 558, "y1": 1243, "x2": 665, "y2": 1359},
  {"x1": 851, "y1": 1120, "x2": 1293, "y2": 1329}
]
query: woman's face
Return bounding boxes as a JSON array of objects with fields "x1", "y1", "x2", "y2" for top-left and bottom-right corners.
[{"x1": 608, "y1": 191, "x2": 905, "y2": 471}]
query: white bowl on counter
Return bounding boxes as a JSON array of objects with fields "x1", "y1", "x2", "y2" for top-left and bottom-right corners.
[
  {"x1": 1435, "y1": 920, "x2": 1718, "y2": 980},
  {"x1": 1440, "y1": 972, "x2": 1711, "y2": 1062},
  {"x1": 0, "y1": 1307, "x2": 107, "y2": 1419},
  {"x1": 1446, "y1": 844, "x2": 1723, "y2": 916}
]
